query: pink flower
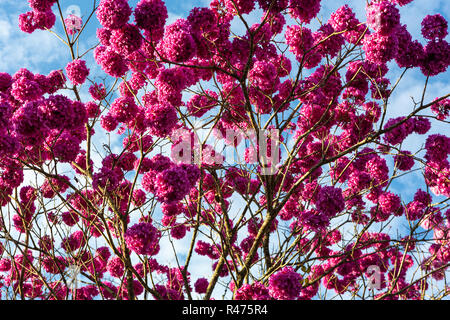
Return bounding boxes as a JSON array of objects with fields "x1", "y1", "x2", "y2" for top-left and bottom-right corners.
[
  {"x1": 97, "y1": 27, "x2": 112, "y2": 46},
  {"x1": 65, "y1": 14, "x2": 82, "y2": 35},
  {"x1": 110, "y1": 24, "x2": 142, "y2": 56},
  {"x1": 313, "y1": 23, "x2": 344, "y2": 58},
  {"x1": 186, "y1": 90, "x2": 218, "y2": 117},
  {"x1": 288, "y1": 0, "x2": 321, "y2": 24},
  {"x1": 194, "y1": 278, "x2": 209, "y2": 294},
  {"x1": 96, "y1": 0, "x2": 131, "y2": 30},
  {"x1": 420, "y1": 39, "x2": 450, "y2": 77},
  {"x1": 366, "y1": 1, "x2": 400, "y2": 36},
  {"x1": 425, "y1": 134, "x2": 450, "y2": 163},
  {"x1": 248, "y1": 60, "x2": 280, "y2": 94},
  {"x1": 235, "y1": 282, "x2": 271, "y2": 300},
  {"x1": 61, "y1": 211, "x2": 79, "y2": 227},
  {"x1": 134, "y1": 0, "x2": 168, "y2": 41},
  {"x1": 89, "y1": 83, "x2": 107, "y2": 101},
  {"x1": 0, "y1": 258, "x2": 11, "y2": 272},
  {"x1": 110, "y1": 96, "x2": 138, "y2": 123},
  {"x1": 145, "y1": 102, "x2": 178, "y2": 137},
  {"x1": 124, "y1": 222, "x2": 161, "y2": 255},
  {"x1": 42, "y1": 256, "x2": 66, "y2": 274},
  {"x1": 257, "y1": 0, "x2": 288, "y2": 13},
  {"x1": 392, "y1": 0, "x2": 413, "y2": 6},
  {"x1": 94, "y1": 46, "x2": 129, "y2": 78},
  {"x1": 19, "y1": 9, "x2": 56, "y2": 33},
  {"x1": 285, "y1": 25, "x2": 314, "y2": 62},
  {"x1": 328, "y1": 4, "x2": 365, "y2": 44},
  {"x1": 11, "y1": 77, "x2": 42, "y2": 102},
  {"x1": 316, "y1": 186, "x2": 345, "y2": 217},
  {"x1": 431, "y1": 98, "x2": 449, "y2": 120},
  {"x1": 155, "y1": 166, "x2": 191, "y2": 203},
  {"x1": 378, "y1": 191, "x2": 402, "y2": 216},
  {"x1": 225, "y1": 0, "x2": 255, "y2": 15},
  {"x1": 66, "y1": 59, "x2": 89, "y2": 86},
  {"x1": 0, "y1": 72, "x2": 12, "y2": 91},
  {"x1": 363, "y1": 32, "x2": 398, "y2": 65},
  {"x1": 28, "y1": 0, "x2": 55, "y2": 11},
  {"x1": 157, "y1": 19, "x2": 197, "y2": 63},
  {"x1": 107, "y1": 256, "x2": 124, "y2": 278},
  {"x1": 394, "y1": 150, "x2": 415, "y2": 171}
]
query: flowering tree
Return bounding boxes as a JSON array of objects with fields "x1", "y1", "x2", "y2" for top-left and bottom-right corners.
[{"x1": 0, "y1": 0, "x2": 449, "y2": 300}]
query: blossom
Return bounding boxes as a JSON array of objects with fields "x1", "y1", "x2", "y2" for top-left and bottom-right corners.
[
  {"x1": 378, "y1": 191, "x2": 402, "y2": 216},
  {"x1": 420, "y1": 39, "x2": 450, "y2": 76},
  {"x1": 100, "y1": 113, "x2": 119, "y2": 132},
  {"x1": 329, "y1": 4, "x2": 365, "y2": 44},
  {"x1": 94, "y1": 46, "x2": 129, "y2": 78},
  {"x1": 383, "y1": 117, "x2": 414, "y2": 145},
  {"x1": 42, "y1": 256, "x2": 66, "y2": 274},
  {"x1": 366, "y1": 1, "x2": 400, "y2": 36},
  {"x1": 316, "y1": 186, "x2": 345, "y2": 217},
  {"x1": 285, "y1": 25, "x2": 314, "y2": 61},
  {"x1": 145, "y1": 102, "x2": 178, "y2": 137},
  {"x1": 248, "y1": 60, "x2": 280, "y2": 94},
  {"x1": 157, "y1": 19, "x2": 197, "y2": 63},
  {"x1": 61, "y1": 231, "x2": 85, "y2": 252},
  {"x1": 186, "y1": 90, "x2": 218, "y2": 117},
  {"x1": 394, "y1": 150, "x2": 415, "y2": 171},
  {"x1": 268, "y1": 266, "x2": 302, "y2": 300},
  {"x1": 96, "y1": 0, "x2": 131, "y2": 30},
  {"x1": 124, "y1": 222, "x2": 161, "y2": 255},
  {"x1": 421, "y1": 14, "x2": 448, "y2": 40},
  {"x1": 0, "y1": 258, "x2": 11, "y2": 272},
  {"x1": 257, "y1": 0, "x2": 288, "y2": 13},
  {"x1": 225, "y1": 0, "x2": 255, "y2": 15},
  {"x1": 0, "y1": 72, "x2": 12, "y2": 91},
  {"x1": 392, "y1": 0, "x2": 413, "y2": 5},
  {"x1": 288, "y1": 0, "x2": 321, "y2": 24},
  {"x1": 134, "y1": 0, "x2": 168, "y2": 41},
  {"x1": 363, "y1": 32, "x2": 398, "y2": 65},
  {"x1": 194, "y1": 278, "x2": 209, "y2": 294},
  {"x1": 110, "y1": 96, "x2": 139, "y2": 123},
  {"x1": 425, "y1": 134, "x2": 450, "y2": 163},
  {"x1": 154, "y1": 166, "x2": 191, "y2": 203},
  {"x1": 28, "y1": 0, "x2": 55, "y2": 11},
  {"x1": 97, "y1": 28, "x2": 112, "y2": 46},
  {"x1": 107, "y1": 256, "x2": 124, "y2": 278},
  {"x1": 234, "y1": 282, "x2": 271, "y2": 300},
  {"x1": 313, "y1": 23, "x2": 344, "y2": 58},
  {"x1": 65, "y1": 14, "x2": 82, "y2": 35},
  {"x1": 11, "y1": 77, "x2": 42, "y2": 102},
  {"x1": 20, "y1": 9, "x2": 56, "y2": 32},
  {"x1": 430, "y1": 98, "x2": 449, "y2": 120},
  {"x1": 65, "y1": 59, "x2": 89, "y2": 86},
  {"x1": 89, "y1": 83, "x2": 107, "y2": 101},
  {"x1": 154, "y1": 67, "x2": 188, "y2": 107},
  {"x1": 61, "y1": 210, "x2": 79, "y2": 227},
  {"x1": 40, "y1": 175, "x2": 70, "y2": 198},
  {"x1": 109, "y1": 24, "x2": 142, "y2": 56}
]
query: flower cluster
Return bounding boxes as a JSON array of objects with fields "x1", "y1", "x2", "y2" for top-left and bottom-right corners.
[
  {"x1": 65, "y1": 59, "x2": 90, "y2": 86},
  {"x1": 2, "y1": 0, "x2": 448, "y2": 301},
  {"x1": 19, "y1": 0, "x2": 56, "y2": 33}
]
